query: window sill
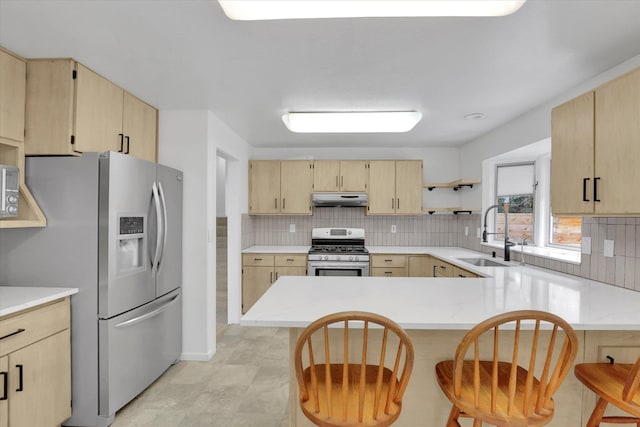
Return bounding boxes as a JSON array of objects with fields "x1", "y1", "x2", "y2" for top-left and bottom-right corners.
[{"x1": 481, "y1": 242, "x2": 581, "y2": 265}]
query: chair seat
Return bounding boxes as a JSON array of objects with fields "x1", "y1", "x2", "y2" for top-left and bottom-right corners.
[
  {"x1": 575, "y1": 363, "x2": 640, "y2": 418},
  {"x1": 436, "y1": 360, "x2": 554, "y2": 427},
  {"x1": 300, "y1": 364, "x2": 401, "y2": 427}
]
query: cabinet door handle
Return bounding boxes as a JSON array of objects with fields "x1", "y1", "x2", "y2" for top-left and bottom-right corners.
[
  {"x1": 124, "y1": 135, "x2": 130, "y2": 154},
  {"x1": 336, "y1": 176, "x2": 339, "y2": 187},
  {"x1": 275, "y1": 198, "x2": 278, "y2": 209},
  {"x1": 275, "y1": 272, "x2": 279, "y2": 280},
  {"x1": 270, "y1": 272, "x2": 273, "y2": 283},
  {"x1": 15, "y1": 364, "x2": 23, "y2": 392},
  {"x1": 0, "y1": 371, "x2": 7, "y2": 400},
  {"x1": 582, "y1": 178, "x2": 590, "y2": 202},
  {"x1": 594, "y1": 177, "x2": 601, "y2": 202},
  {"x1": 341, "y1": 176, "x2": 344, "y2": 187},
  {"x1": 432, "y1": 266, "x2": 437, "y2": 277},
  {"x1": 0, "y1": 328, "x2": 25, "y2": 341},
  {"x1": 118, "y1": 133, "x2": 124, "y2": 152},
  {"x1": 391, "y1": 198, "x2": 395, "y2": 209},
  {"x1": 283, "y1": 198, "x2": 286, "y2": 209},
  {"x1": 397, "y1": 198, "x2": 400, "y2": 210}
]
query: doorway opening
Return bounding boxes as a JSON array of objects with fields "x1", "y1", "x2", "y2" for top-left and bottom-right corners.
[{"x1": 216, "y1": 154, "x2": 228, "y2": 336}]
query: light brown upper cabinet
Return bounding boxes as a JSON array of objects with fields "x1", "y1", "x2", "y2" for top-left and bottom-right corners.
[
  {"x1": 552, "y1": 67, "x2": 640, "y2": 215},
  {"x1": 313, "y1": 160, "x2": 368, "y2": 192},
  {"x1": 367, "y1": 160, "x2": 423, "y2": 215},
  {"x1": 0, "y1": 48, "x2": 46, "y2": 228},
  {"x1": 0, "y1": 49, "x2": 26, "y2": 142},
  {"x1": 24, "y1": 59, "x2": 157, "y2": 162},
  {"x1": 249, "y1": 160, "x2": 313, "y2": 215}
]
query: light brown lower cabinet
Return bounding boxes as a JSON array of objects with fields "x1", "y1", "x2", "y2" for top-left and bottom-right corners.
[
  {"x1": 242, "y1": 254, "x2": 307, "y2": 313},
  {"x1": 371, "y1": 254, "x2": 407, "y2": 277},
  {"x1": 0, "y1": 297, "x2": 71, "y2": 427},
  {"x1": 373, "y1": 254, "x2": 481, "y2": 278}
]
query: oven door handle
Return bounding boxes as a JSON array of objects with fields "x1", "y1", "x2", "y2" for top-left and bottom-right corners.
[{"x1": 308, "y1": 262, "x2": 370, "y2": 269}]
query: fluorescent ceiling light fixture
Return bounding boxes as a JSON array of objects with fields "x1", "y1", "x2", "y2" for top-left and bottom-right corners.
[
  {"x1": 282, "y1": 111, "x2": 422, "y2": 133},
  {"x1": 218, "y1": 1, "x2": 527, "y2": 20}
]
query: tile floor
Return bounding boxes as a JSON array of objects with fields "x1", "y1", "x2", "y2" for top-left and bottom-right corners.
[
  {"x1": 110, "y1": 325, "x2": 290, "y2": 427},
  {"x1": 110, "y1": 218, "x2": 290, "y2": 426}
]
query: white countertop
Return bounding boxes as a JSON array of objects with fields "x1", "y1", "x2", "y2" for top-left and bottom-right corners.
[
  {"x1": 241, "y1": 247, "x2": 640, "y2": 330},
  {"x1": 0, "y1": 287, "x2": 78, "y2": 317}
]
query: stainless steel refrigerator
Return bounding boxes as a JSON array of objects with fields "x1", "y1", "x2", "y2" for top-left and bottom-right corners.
[{"x1": 0, "y1": 151, "x2": 183, "y2": 427}]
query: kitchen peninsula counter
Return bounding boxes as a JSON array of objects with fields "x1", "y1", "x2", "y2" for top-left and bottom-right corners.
[{"x1": 240, "y1": 247, "x2": 640, "y2": 427}]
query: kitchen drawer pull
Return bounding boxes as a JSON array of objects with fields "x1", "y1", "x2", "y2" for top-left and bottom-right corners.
[
  {"x1": 0, "y1": 371, "x2": 6, "y2": 400},
  {"x1": 253, "y1": 258, "x2": 263, "y2": 261},
  {"x1": 582, "y1": 177, "x2": 590, "y2": 202},
  {"x1": 594, "y1": 177, "x2": 601, "y2": 202},
  {"x1": 384, "y1": 271, "x2": 392, "y2": 274},
  {"x1": 0, "y1": 328, "x2": 25, "y2": 341},
  {"x1": 440, "y1": 265, "x2": 446, "y2": 269},
  {"x1": 458, "y1": 274, "x2": 466, "y2": 278},
  {"x1": 15, "y1": 364, "x2": 23, "y2": 392},
  {"x1": 384, "y1": 259, "x2": 393, "y2": 262},
  {"x1": 286, "y1": 258, "x2": 295, "y2": 261}
]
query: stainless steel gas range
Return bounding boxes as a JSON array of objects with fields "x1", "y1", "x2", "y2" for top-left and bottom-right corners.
[{"x1": 307, "y1": 228, "x2": 370, "y2": 276}]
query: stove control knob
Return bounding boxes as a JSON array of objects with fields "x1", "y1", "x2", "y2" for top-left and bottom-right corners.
[
  {"x1": 336, "y1": 256, "x2": 341, "y2": 261},
  {"x1": 349, "y1": 256, "x2": 355, "y2": 261},
  {"x1": 323, "y1": 256, "x2": 329, "y2": 261}
]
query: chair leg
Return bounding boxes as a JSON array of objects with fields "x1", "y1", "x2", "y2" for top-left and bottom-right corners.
[
  {"x1": 586, "y1": 397, "x2": 608, "y2": 427},
  {"x1": 472, "y1": 419, "x2": 483, "y2": 427},
  {"x1": 446, "y1": 405, "x2": 462, "y2": 427}
]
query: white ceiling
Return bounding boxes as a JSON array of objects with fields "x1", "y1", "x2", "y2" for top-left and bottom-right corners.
[{"x1": 1, "y1": 0, "x2": 640, "y2": 149}]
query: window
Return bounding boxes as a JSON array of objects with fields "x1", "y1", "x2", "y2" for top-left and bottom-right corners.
[
  {"x1": 494, "y1": 163, "x2": 535, "y2": 244},
  {"x1": 482, "y1": 139, "x2": 581, "y2": 262}
]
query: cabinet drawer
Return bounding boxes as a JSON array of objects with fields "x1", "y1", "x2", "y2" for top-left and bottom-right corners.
[
  {"x1": 242, "y1": 254, "x2": 275, "y2": 266},
  {"x1": 434, "y1": 263, "x2": 453, "y2": 277},
  {"x1": 275, "y1": 254, "x2": 307, "y2": 267},
  {"x1": 371, "y1": 267, "x2": 407, "y2": 277},
  {"x1": 0, "y1": 297, "x2": 70, "y2": 357},
  {"x1": 453, "y1": 266, "x2": 479, "y2": 278},
  {"x1": 371, "y1": 255, "x2": 406, "y2": 268}
]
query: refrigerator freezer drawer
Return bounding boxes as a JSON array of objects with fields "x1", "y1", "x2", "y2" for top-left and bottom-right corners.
[{"x1": 98, "y1": 288, "x2": 182, "y2": 417}]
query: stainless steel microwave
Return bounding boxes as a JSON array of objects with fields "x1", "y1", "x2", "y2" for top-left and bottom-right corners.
[{"x1": 0, "y1": 164, "x2": 19, "y2": 218}]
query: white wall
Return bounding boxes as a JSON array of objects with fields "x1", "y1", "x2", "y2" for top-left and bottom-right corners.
[
  {"x1": 208, "y1": 112, "x2": 250, "y2": 325},
  {"x1": 159, "y1": 110, "x2": 250, "y2": 360},
  {"x1": 460, "y1": 54, "x2": 640, "y2": 207}
]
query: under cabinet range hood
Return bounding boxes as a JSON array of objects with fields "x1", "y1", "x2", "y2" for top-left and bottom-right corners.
[{"x1": 312, "y1": 192, "x2": 368, "y2": 207}]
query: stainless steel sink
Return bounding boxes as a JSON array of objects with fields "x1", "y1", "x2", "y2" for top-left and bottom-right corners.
[{"x1": 456, "y1": 257, "x2": 512, "y2": 267}]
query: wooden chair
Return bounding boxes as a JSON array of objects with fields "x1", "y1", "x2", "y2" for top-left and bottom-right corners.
[
  {"x1": 574, "y1": 356, "x2": 640, "y2": 426},
  {"x1": 435, "y1": 310, "x2": 579, "y2": 427},
  {"x1": 294, "y1": 311, "x2": 414, "y2": 427}
]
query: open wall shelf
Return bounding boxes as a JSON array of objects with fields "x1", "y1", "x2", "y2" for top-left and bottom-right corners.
[
  {"x1": 423, "y1": 207, "x2": 480, "y2": 215},
  {"x1": 424, "y1": 178, "x2": 480, "y2": 191}
]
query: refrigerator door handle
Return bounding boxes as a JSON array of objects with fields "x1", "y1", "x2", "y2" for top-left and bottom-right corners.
[
  {"x1": 114, "y1": 294, "x2": 180, "y2": 329},
  {"x1": 157, "y1": 181, "x2": 168, "y2": 268},
  {"x1": 151, "y1": 182, "x2": 163, "y2": 270}
]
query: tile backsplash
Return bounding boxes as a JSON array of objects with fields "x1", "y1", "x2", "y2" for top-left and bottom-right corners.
[{"x1": 241, "y1": 209, "x2": 640, "y2": 292}]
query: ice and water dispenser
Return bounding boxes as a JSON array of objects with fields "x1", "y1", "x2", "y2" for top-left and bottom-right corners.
[{"x1": 117, "y1": 216, "x2": 145, "y2": 273}]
